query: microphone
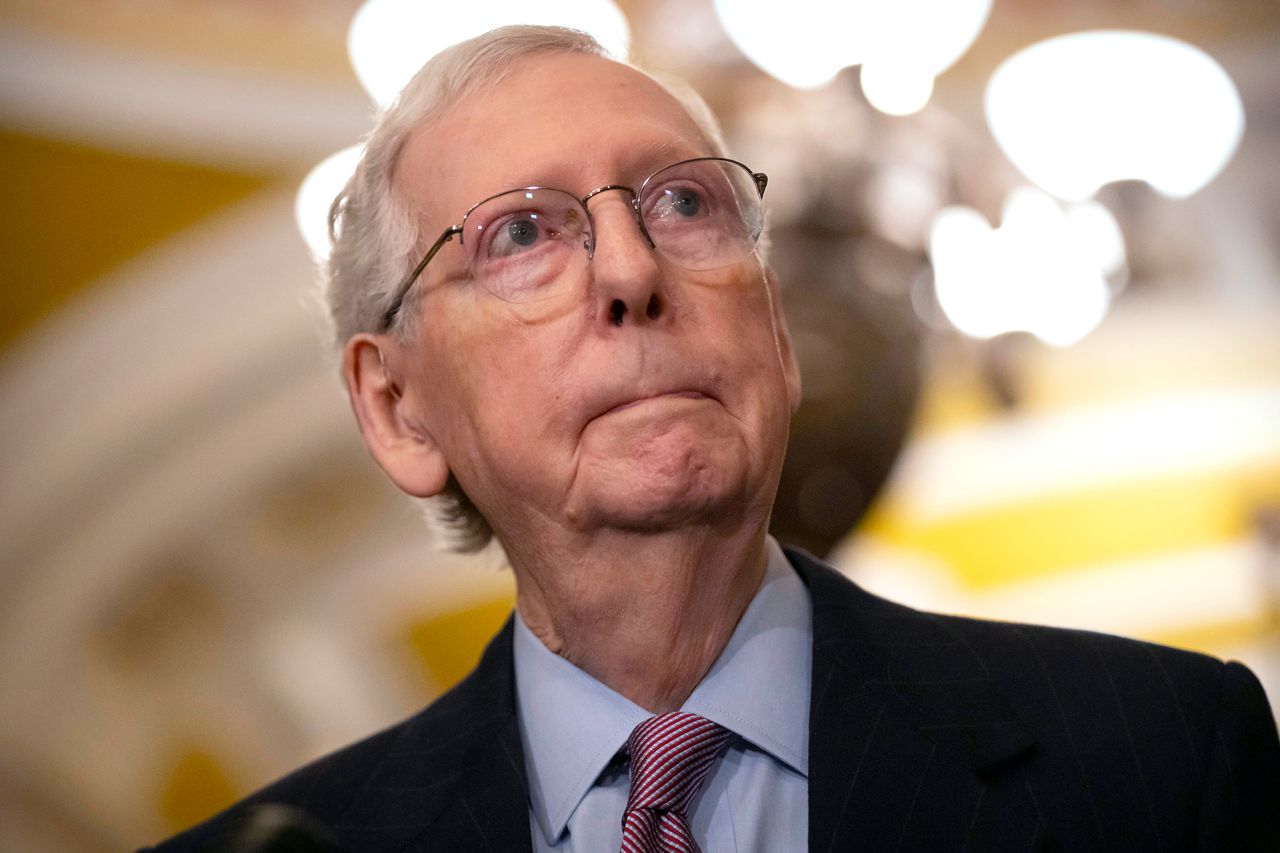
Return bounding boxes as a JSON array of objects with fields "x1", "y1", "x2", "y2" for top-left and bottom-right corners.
[{"x1": 210, "y1": 803, "x2": 344, "y2": 853}]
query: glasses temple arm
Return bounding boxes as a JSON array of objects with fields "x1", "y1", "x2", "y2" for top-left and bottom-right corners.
[{"x1": 379, "y1": 226, "x2": 462, "y2": 330}]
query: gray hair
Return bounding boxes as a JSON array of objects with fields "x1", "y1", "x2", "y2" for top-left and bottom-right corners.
[{"x1": 322, "y1": 25, "x2": 731, "y2": 552}]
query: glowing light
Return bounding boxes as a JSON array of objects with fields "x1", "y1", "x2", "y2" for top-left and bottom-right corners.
[
  {"x1": 712, "y1": 0, "x2": 863, "y2": 90},
  {"x1": 1065, "y1": 201, "x2": 1126, "y2": 278},
  {"x1": 986, "y1": 31, "x2": 1245, "y2": 201},
  {"x1": 348, "y1": 0, "x2": 631, "y2": 107},
  {"x1": 860, "y1": 61, "x2": 934, "y2": 116},
  {"x1": 295, "y1": 145, "x2": 362, "y2": 261},
  {"x1": 714, "y1": 0, "x2": 989, "y2": 112},
  {"x1": 929, "y1": 187, "x2": 1123, "y2": 347}
]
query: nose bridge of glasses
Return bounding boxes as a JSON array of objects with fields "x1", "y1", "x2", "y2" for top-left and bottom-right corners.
[
  {"x1": 580, "y1": 183, "x2": 635, "y2": 206},
  {"x1": 579, "y1": 184, "x2": 654, "y2": 258}
]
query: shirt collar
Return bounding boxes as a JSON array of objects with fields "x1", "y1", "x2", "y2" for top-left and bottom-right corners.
[
  {"x1": 513, "y1": 612, "x2": 650, "y2": 845},
  {"x1": 683, "y1": 537, "x2": 812, "y2": 777},
  {"x1": 512, "y1": 537, "x2": 813, "y2": 845}
]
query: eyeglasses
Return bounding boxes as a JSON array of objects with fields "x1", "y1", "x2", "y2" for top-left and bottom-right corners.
[{"x1": 379, "y1": 157, "x2": 768, "y2": 329}]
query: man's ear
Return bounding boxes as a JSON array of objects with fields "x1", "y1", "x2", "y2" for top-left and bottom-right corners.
[
  {"x1": 343, "y1": 333, "x2": 450, "y2": 498},
  {"x1": 764, "y1": 267, "x2": 803, "y2": 414}
]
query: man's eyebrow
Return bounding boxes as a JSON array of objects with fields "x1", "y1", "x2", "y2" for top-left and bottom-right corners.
[
  {"x1": 621, "y1": 139, "x2": 707, "y2": 174},
  {"x1": 485, "y1": 140, "x2": 709, "y2": 196}
]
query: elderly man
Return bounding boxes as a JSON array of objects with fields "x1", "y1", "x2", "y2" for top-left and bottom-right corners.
[{"x1": 152, "y1": 25, "x2": 1278, "y2": 853}]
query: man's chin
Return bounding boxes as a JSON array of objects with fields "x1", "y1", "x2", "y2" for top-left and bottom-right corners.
[
  {"x1": 570, "y1": 492, "x2": 732, "y2": 533},
  {"x1": 564, "y1": 461, "x2": 749, "y2": 532},
  {"x1": 566, "y1": 416, "x2": 757, "y2": 530}
]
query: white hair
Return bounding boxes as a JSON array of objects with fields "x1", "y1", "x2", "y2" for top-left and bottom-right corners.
[{"x1": 322, "y1": 25, "x2": 732, "y2": 552}]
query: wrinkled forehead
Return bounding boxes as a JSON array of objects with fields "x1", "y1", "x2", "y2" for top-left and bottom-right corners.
[{"x1": 393, "y1": 52, "x2": 716, "y2": 225}]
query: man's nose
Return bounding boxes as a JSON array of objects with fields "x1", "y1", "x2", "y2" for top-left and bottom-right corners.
[{"x1": 585, "y1": 192, "x2": 667, "y2": 328}]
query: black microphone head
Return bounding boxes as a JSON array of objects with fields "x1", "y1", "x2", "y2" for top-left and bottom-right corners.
[{"x1": 211, "y1": 803, "x2": 344, "y2": 853}]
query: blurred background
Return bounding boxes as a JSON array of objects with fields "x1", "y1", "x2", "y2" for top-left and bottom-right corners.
[{"x1": 1, "y1": 0, "x2": 1278, "y2": 848}]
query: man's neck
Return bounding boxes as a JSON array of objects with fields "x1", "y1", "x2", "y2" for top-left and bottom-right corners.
[{"x1": 505, "y1": 524, "x2": 769, "y2": 713}]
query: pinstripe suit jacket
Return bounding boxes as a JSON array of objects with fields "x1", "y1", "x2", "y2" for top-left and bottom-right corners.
[{"x1": 152, "y1": 547, "x2": 1280, "y2": 852}]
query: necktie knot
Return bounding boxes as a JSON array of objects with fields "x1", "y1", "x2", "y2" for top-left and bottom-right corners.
[{"x1": 620, "y1": 712, "x2": 732, "y2": 853}]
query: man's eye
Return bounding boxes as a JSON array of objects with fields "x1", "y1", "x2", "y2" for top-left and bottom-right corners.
[
  {"x1": 647, "y1": 186, "x2": 709, "y2": 226},
  {"x1": 491, "y1": 216, "x2": 543, "y2": 256},
  {"x1": 508, "y1": 218, "x2": 539, "y2": 245},
  {"x1": 666, "y1": 188, "x2": 703, "y2": 217}
]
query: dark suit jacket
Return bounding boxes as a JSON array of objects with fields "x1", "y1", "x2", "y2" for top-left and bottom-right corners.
[{"x1": 150, "y1": 547, "x2": 1280, "y2": 851}]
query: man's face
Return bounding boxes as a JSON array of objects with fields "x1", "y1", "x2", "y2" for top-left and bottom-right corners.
[{"x1": 387, "y1": 52, "x2": 800, "y2": 540}]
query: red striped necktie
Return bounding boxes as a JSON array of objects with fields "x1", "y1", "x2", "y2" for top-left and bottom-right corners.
[{"x1": 619, "y1": 712, "x2": 733, "y2": 853}]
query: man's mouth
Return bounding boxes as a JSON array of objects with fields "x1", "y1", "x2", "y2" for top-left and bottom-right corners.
[{"x1": 602, "y1": 390, "x2": 709, "y2": 417}]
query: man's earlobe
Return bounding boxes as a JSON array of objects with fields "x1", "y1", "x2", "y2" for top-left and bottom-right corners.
[{"x1": 342, "y1": 334, "x2": 450, "y2": 498}]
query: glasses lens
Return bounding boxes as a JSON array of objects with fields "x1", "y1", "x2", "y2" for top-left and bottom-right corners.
[
  {"x1": 639, "y1": 159, "x2": 763, "y2": 271},
  {"x1": 461, "y1": 188, "x2": 591, "y2": 303}
]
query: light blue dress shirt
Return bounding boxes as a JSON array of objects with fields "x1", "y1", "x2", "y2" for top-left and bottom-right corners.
[{"x1": 513, "y1": 538, "x2": 812, "y2": 852}]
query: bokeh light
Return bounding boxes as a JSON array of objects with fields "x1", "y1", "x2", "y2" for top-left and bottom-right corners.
[
  {"x1": 348, "y1": 0, "x2": 631, "y2": 107},
  {"x1": 294, "y1": 145, "x2": 362, "y2": 261},
  {"x1": 929, "y1": 188, "x2": 1123, "y2": 346},
  {"x1": 859, "y1": 60, "x2": 935, "y2": 116},
  {"x1": 986, "y1": 30, "x2": 1245, "y2": 201},
  {"x1": 715, "y1": 0, "x2": 990, "y2": 115}
]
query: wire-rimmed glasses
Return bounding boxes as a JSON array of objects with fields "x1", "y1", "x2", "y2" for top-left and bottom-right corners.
[{"x1": 378, "y1": 157, "x2": 768, "y2": 329}]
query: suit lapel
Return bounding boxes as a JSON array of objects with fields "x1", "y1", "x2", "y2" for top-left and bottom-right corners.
[
  {"x1": 789, "y1": 548, "x2": 1049, "y2": 852},
  {"x1": 399, "y1": 710, "x2": 531, "y2": 851},
  {"x1": 363, "y1": 549, "x2": 1048, "y2": 851},
  {"x1": 390, "y1": 618, "x2": 533, "y2": 853}
]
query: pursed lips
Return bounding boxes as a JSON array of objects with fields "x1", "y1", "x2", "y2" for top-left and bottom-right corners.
[{"x1": 599, "y1": 390, "x2": 710, "y2": 417}]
